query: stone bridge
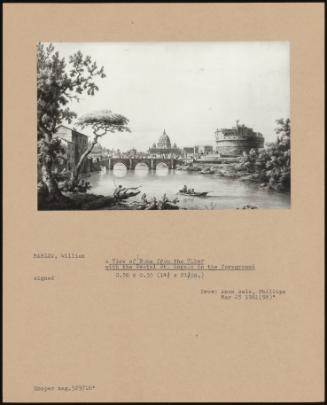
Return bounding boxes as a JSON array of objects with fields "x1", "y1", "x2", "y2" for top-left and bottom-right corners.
[{"x1": 99, "y1": 157, "x2": 180, "y2": 170}]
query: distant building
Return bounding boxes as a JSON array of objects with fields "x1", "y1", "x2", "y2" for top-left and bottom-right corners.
[
  {"x1": 148, "y1": 129, "x2": 181, "y2": 158},
  {"x1": 55, "y1": 125, "x2": 89, "y2": 171},
  {"x1": 183, "y1": 147, "x2": 196, "y2": 157},
  {"x1": 197, "y1": 145, "x2": 214, "y2": 155},
  {"x1": 89, "y1": 143, "x2": 109, "y2": 162},
  {"x1": 182, "y1": 145, "x2": 214, "y2": 160},
  {"x1": 215, "y1": 121, "x2": 264, "y2": 157}
]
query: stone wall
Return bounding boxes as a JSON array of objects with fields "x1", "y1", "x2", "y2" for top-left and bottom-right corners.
[{"x1": 217, "y1": 138, "x2": 264, "y2": 157}]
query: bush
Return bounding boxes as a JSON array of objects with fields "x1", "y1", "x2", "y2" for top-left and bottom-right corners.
[{"x1": 236, "y1": 119, "x2": 291, "y2": 192}]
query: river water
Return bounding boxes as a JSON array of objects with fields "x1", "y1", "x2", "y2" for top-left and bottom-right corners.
[{"x1": 85, "y1": 163, "x2": 290, "y2": 210}]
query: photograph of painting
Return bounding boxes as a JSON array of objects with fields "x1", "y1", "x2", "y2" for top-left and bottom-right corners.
[{"x1": 37, "y1": 42, "x2": 290, "y2": 210}]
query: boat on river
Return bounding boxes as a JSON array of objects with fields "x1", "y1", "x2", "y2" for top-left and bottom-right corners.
[
  {"x1": 118, "y1": 190, "x2": 141, "y2": 200},
  {"x1": 178, "y1": 190, "x2": 209, "y2": 197}
]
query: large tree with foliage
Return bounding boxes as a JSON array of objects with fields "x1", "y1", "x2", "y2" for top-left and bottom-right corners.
[
  {"x1": 237, "y1": 118, "x2": 291, "y2": 192},
  {"x1": 71, "y1": 110, "x2": 131, "y2": 185},
  {"x1": 275, "y1": 118, "x2": 290, "y2": 137},
  {"x1": 274, "y1": 118, "x2": 290, "y2": 150},
  {"x1": 37, "y1": 43, "x2": 106, "y2": 200}
]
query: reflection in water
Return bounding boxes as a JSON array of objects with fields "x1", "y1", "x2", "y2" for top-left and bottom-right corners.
[
  {"x1": 114, "y1": 163, "x2": 169, "y2": 178},
  {"x1": 113, "y1": 163, "x2": 127, "y2": 177},
  {"x1": 86, "y1": 168, "x2": 290, "y2": 210},
  {"x1": 156, "y1": 163, "x2": 169, "y2": 177},
  {"x1": 134, "y1": 163, "x2": 149, "y2": 177}
]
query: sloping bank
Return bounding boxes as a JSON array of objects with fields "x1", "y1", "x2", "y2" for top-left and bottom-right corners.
[{"x1": 38, "y1": 192, "x2": 128, "y2": 211}]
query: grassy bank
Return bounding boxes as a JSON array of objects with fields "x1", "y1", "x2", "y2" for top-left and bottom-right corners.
[{"x1": 38, "y1": 192, "x2": 126, "y2": 211}]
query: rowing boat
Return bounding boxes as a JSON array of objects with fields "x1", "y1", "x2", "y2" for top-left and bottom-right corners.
[
  {"x1": 178, "y1": 191, "x2": 209, "y2": 197},
  {"x1": 118, "y1": 190, "x2": 141, "y2": 200}
]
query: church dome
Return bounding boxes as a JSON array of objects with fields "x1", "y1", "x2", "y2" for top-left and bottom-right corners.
[{"x1": 157, "y1": 129, "x2": 171, "y2": 149}]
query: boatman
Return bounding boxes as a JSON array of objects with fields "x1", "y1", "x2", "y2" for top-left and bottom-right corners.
[
  {"x1": 113, "y1": 185, "x2": 123, "y2": 200},
  {"x1": 141, "y1": 193, "x2": 148, "y2": 204}
]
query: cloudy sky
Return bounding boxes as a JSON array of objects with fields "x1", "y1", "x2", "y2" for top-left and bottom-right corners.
[{"x1": 52, "y1": 42, "x2": 290, "y2": 151}]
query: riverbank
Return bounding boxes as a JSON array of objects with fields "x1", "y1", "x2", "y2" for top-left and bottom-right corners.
[
  {"x1": 38, "y1": 191, "x2": 179, "y2": 210},
  {"x1": 38, "y1": 192, "x2": 125, "y2": 210},
  {"x1": 179, "y1": 161, "x2": 290, "y2": 193},
  {"x1": 38, "y1": 156, "x2": 290, "y2": 210}
]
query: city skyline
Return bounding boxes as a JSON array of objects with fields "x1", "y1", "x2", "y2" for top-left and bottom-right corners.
[
  {"x1": 52, "y1": 42, "x2": 290, "y2": 151},
  {"x1": 68, "y1": 125, "x2": 215, "y2": 153}
]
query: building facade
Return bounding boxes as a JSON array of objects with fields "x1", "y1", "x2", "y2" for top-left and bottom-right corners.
[
  {"x1": 183, "y1": 147, "x2": 196, "y2": 156},
  {"x1": 55, "y1": 125, "x2": 89, "y2": 172},
  {"x1": 88, "y1": 143, "x2": 110, "y2": 163},
  {"x1": 182, "y1": 145, "x2": 214, "y2": 160},
  {"x1": 215, "y1": 121, "x2": 264, "y2": 157},
  {"x1": 196, "y1": 145, "x2": 214, "y2": 155}
]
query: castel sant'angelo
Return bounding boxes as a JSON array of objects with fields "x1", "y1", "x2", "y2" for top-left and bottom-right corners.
[{"x1": 215, "y1": 121, "x2": 264, "y2": 157}]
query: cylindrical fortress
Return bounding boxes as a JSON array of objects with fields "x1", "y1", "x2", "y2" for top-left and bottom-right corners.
[{"x1": 215, "y1": 122, "x2": 264, "y2": 157}]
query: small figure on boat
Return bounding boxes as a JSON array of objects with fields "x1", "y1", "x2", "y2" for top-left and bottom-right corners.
[
  {"x1": 178, "y1": 186, "x2": 209, "y2": 197},
  {"x1": 113, "y1": 184, "x2": 123, "y2": 200},
  {"x1": 141, "y1": 193, "x2": 148, "y2": 204},
  {"x1": 180, "y1": 185, "x2": 193, "y2": 194}
]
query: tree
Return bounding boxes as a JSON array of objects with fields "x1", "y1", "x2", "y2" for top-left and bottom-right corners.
[
  {"x1": 71, "y1": 110, "x2": 131, "y2": 185},
  {"x1": 37, "y1": 43, "x2": 106, "y2": 200},
  {"x1": 275, "y1": 118, "x2": 290, "y2": 150},
  {"x1": 266, "y1": 118, "x2": 291, "y2": 190},
  {"x1": 275, "y1": 118, "x2": 290, "y2": 137}
]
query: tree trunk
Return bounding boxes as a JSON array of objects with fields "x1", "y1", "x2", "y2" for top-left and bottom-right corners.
[
  {"x1": 37, "y1": 124, "x2": 63, "y2": 201},
  {"x1": 70, "y1": 138, "x2": 98, "y2": 186},
  {"x1": 42, "y1": 161, "x2": 62, "y2": 201}
]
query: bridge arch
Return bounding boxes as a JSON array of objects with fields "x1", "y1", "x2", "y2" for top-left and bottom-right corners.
[
  {"x1": 108, "y1": 157, "x2": 178, "y2": 171},
  {"x1": 155, "y1": 162, "x2": 170, "y2": 177},
  {"x1": 112, "y1": 162, "x2": 128, "y2": 177},
  {"x1": 109, "y1": 158, "x2": 130, "y2": 170},
  {"x1": 134, "y1": 162, "x2": 150, "y2": 177},
  {"x1": 113, "y1": 161, "x2": 128, "y2": 169},
  {"x1": 132, "y1": 161, "x2": 151, "y2": 170},
  {"x1": 155, "y1": 161, "x2": 169, "y2": 169},
  {"x1": 98, "y1": 159, "x2": 109, "y2": 169}
]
